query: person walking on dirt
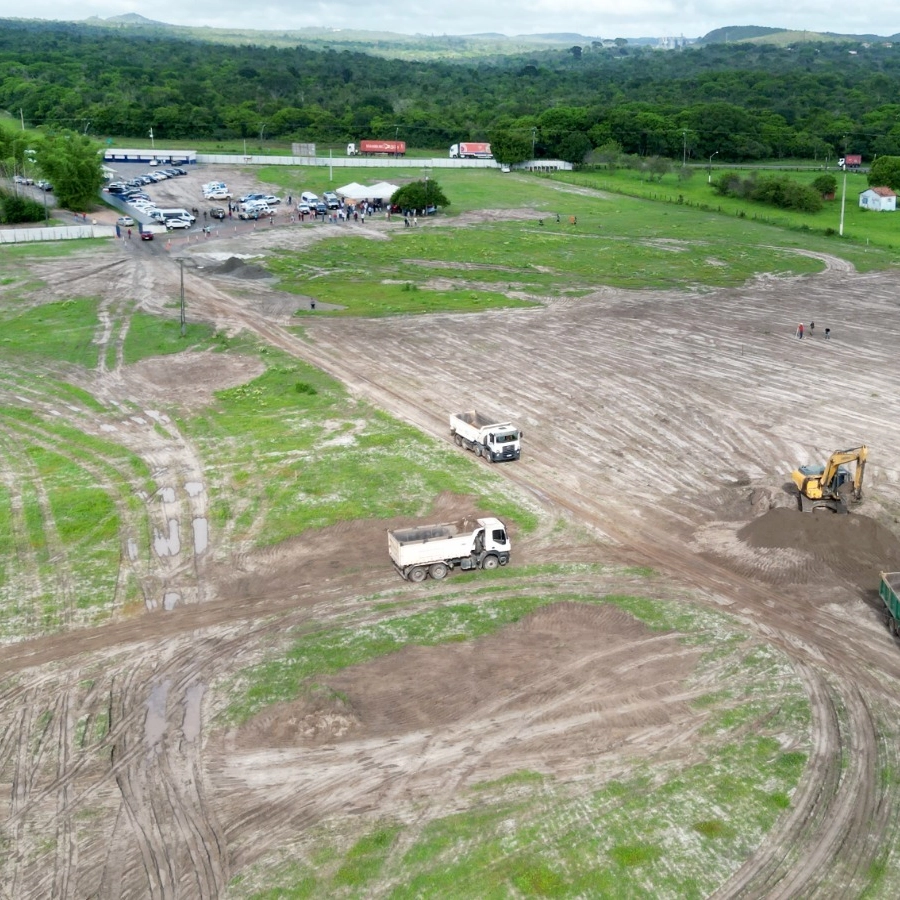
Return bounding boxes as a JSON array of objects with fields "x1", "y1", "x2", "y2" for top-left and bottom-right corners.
[
  {"x1": 797, "y1": 323, "x2": 804, "y2": 340},
  {"x1": 127, "y1": 228, "x2": 132, "y2": 239},
  {"x1": 825, "y1": 328, "x2": 831, "y2": 340}
]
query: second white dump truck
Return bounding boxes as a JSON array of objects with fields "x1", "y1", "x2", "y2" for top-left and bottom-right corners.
[
  {"x1": 388, "y1": 517, "x2": 511, "y2": 582},
  {"x1": 449, "y1": 411, "x2": 522, "y2": 462}
]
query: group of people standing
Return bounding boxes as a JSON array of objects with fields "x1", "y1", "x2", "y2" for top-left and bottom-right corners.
[{"x1": 796, "y1": 321, "x2": 831, "y2": 340}]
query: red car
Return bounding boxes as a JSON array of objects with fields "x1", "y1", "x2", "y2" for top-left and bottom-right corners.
[{"x1": 140, "y1": 229, "x2": 154, "y2": 241}]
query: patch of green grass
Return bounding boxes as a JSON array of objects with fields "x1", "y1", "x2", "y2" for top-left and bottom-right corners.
[
  {"x1": 333, "y1": 825, "x2": 401, "y2": 887},
  {"x1": 0, "y1": 240, "x2": 110, "y2": 262},
  {"x1": 611, "y1": 843, "x2": 663, "y2": 867},
  {"x1": 472, "y1": 770, "x2": 547, "y2": 792},
  {"x1": 553, "y1": 167, "x2": 900, "y2": 268},
  {"x1": 121, "y1": 311, "x2": 218, "y2": 364},
  {"x1": 0, "y1": 297, "x2": 100, "y2": 369},
  {"x1": 185, "y1": 350, "x2": 537, "y2": 546},
  {"x1": 25, "y1": 446, "x2": 121, "y2": 609}
]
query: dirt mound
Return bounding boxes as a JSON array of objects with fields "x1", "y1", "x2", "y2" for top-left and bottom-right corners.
[
  {"x1": 737, "y1": 508, "x2": 900, "y2": 589},
  {"x1": 237, "y1": 601, "x2": 698, "y2": 749},
  {"x1": 118, "y1": 350, "x2": 266, "y2": 410},
  {"x1": 213, "y1": 256, "x2": 272, "y2": 279}
]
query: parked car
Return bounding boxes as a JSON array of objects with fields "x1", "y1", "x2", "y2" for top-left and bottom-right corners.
[
  {"x1": 296, "y1": 202, "x2": 311, "y2": 215},
  {"x1": 36, "y1": 181, "x2": 53, "y2": 192},
  {"x1": 238, "y1": 208, "x2": 264, "y2": 220},
  {"x1": 261, "y1": 195, "x2": 281, "y2": 205},
  {"x1": 240, "y1": 192, "x2": 267, "y2": 203},
  {"x1": 209, "y1": 206, "x2": 226, "y2": 219},
  {"x1": 165, "y1": 217, "x2": 192, "y2": 230},
  {"x1": 315, "y1": 202, "x2": 328, "y2": 216},
  {"x1": 205, "y1": 190, "x2": 232, "y2": 201},
  {"x1": 242, "y1": 201, "x2": 271, "y2": 214},
  {"x1": 116, "y1": 216, "x2": 135, "y2": 227},
  {"x1": 140, "y1": 229, "x2": 155, "y2": 241}
]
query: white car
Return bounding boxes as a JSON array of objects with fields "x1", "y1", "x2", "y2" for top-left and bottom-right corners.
[
  {"x1": 262, "y1": 195, "x2": 281, "y2": 205},
  {"x1": 205, "y1": 190, "x2": 232, "y2": 201},
  {"x1": 165, "y1": 217, "x2": 192, "y2": 230},
  {"x1": 116, "y1": 216, "x2": 135, "y2": 227}
]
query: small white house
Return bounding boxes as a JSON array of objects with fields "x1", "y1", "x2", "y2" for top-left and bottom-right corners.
[{"x1": 859, "y1": 186, "x2": 897, "y2": 211}]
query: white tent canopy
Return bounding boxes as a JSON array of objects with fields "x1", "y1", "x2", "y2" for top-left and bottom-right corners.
[
  {"x1": 366, "y1": 182, "x2": 400, "y2": 200},
  {"x1": 335, "y1": 181, "x2": 399, "y2": 202}
]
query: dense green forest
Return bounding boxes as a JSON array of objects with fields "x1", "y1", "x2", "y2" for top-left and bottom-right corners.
[{"x1": 2, "y1": 19, "x2": 900, "y2": 163}]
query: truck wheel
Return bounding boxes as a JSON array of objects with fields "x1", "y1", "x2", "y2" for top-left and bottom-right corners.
[
  {"x1": 482, "y1": 555, "x2": 500, "y2": 571},
  {"x1": 429, "y1": 563, "x2": 449, "y2": 580},
  {"x1": 454, "y1": 433, "x2": 463, "y2": 446},
  {"x1": 408, "y1": 567, "x2": 427, "y2": 583},
  {"x1": 474, "y1": 444, "x2": 482, "y2": 458}
]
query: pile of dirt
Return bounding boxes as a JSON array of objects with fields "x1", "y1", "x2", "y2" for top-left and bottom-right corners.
[
  {"x1": 737, "y1": 508, "x2": 900, "y2": 589},
  {"x1": 213, "y1": 257, "x2": 272, "y2": 280},
  {"x1": 236, "y1": 601, "x2": 699, "y2": 750},
  {"x1": 117, "y1": 351, "x2": 266, "y2": 410}
]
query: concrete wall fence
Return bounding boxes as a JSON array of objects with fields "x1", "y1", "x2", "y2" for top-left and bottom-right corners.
[{"x1": 0, "y1": 224, "x2": 116, "y2": 244}]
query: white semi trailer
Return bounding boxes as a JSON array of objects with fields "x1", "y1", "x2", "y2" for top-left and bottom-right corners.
[
  {"x1": 388, "y1": 517, "x2": 511, "y2": 582},
  {"x1": 449, "y1": 411, "x2": 522, "y2": 462}
]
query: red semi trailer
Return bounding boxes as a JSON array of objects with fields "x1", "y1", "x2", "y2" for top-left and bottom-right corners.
[{"x1": 347, "y1": 140, "x2": 406, "y2": 156}]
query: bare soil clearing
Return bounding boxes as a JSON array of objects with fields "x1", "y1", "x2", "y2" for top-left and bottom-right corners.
[{"x1": 2, "y1": 166, "x2": 900, "y2": 897}]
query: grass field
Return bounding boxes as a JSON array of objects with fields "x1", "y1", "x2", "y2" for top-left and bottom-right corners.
[
  {"x1": 253, "y1": 166, "x2": 896, "y2": 315},
  {"x1": 555, "y1": 166, "x2": 900, "y2": 257}
]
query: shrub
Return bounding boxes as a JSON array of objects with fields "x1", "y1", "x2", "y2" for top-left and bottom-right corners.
[{"x1": 0, "y1": 189, "x2": 46, "y2": 224}]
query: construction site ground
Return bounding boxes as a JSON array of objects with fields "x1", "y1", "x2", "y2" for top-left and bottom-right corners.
[{"x1": 3, "y1": 165, "x2": 900, "y2": 898}]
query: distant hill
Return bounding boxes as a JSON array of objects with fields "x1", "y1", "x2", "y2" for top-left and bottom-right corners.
[
  {"x1": 700, "y1": 24, "x2": 900, "y2": 45},
  {"x1": 75, "y1": 16, "x2": 611, "y2": 59}
]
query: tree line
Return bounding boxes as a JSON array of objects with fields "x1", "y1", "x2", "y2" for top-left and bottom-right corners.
[{"x1": 3, "y1": 19, "x2": 900, "y2": 164}]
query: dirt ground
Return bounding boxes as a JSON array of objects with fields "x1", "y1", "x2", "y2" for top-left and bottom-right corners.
[{"x1": 3, "y1": 165, "x2": 900, "y2": 897}]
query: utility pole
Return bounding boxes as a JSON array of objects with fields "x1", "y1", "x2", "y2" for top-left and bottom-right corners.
[
  {"x1": 682, "y1": 131, "x2": 687, "y2": 167},
  {"x1": 149, "y1": 127, "x2": 154, "y2": 149},
  {"x1": 839, "y1": 170, "x2": 848, "y2": 236},
  {"x1": 532, "y1": 127, "x2": 537, "y2": 160},
  {"x1": 179, "y1": 259, "x2": 186, "y2": 337},
  {"x1": 708, "y1": 150, "x2": 719, "y2": 183}
]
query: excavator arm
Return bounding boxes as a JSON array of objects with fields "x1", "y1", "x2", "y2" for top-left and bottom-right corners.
[{"x1": 820, "y1": 446, "x2": 867, "y2": 500}]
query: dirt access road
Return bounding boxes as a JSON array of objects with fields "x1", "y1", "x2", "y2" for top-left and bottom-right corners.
[{"x1": 3, "y1": 166, "x2": 900, "y2": 897}]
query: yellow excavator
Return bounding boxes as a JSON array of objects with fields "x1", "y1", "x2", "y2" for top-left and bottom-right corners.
[{"x1": 792, "y1": 445, "x2": 867, "y2": 513}]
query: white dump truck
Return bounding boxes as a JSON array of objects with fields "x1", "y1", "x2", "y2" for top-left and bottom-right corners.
[
  {"x1": 388, "y1": 517, "x2": 511, "y2": 582},
  {"x1": 449, "y1": 411, "x2": 522, "y2": 462}
]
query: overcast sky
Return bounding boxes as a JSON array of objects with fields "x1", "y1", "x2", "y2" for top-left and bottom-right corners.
[{"x1": 2, "y1": 3, "x2": 899, "y2": 39}]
